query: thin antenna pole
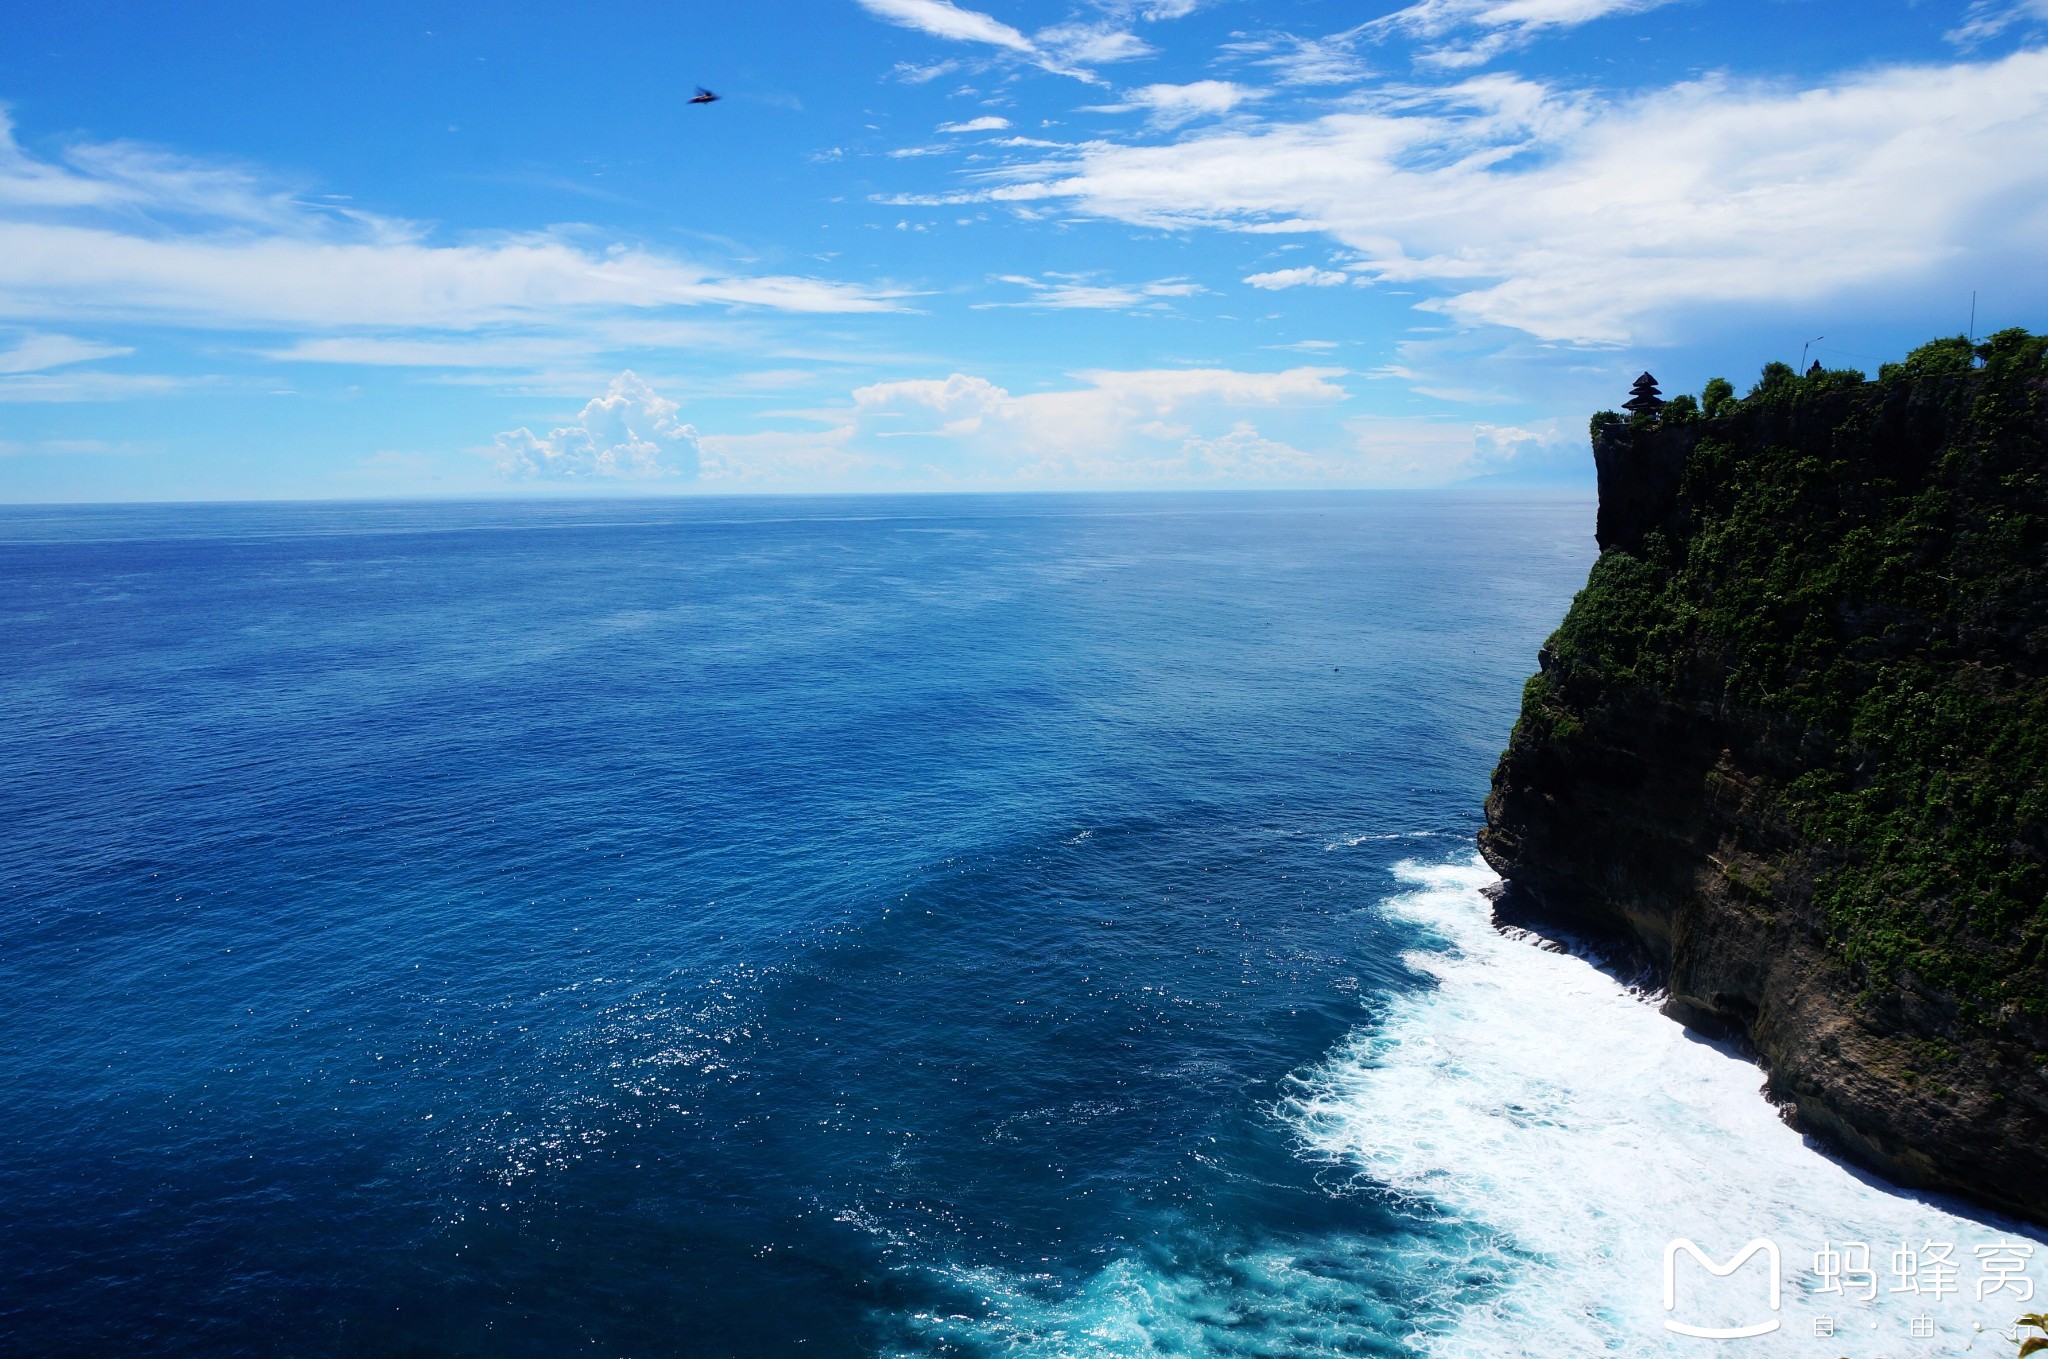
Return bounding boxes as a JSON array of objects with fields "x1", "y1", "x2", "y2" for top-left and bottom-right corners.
[{"x1": 1969, "y1": 291, "x2": 1977, "y2": 342}]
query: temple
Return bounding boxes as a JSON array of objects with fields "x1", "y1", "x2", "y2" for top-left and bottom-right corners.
[{"x1": 1622, "y1": 371, "x2": 1665, "y2": 418}]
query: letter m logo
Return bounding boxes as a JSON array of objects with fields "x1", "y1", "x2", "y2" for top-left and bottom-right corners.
[{"x1": 1663, "y1": 1238, "x2": 1782, "y2": 1339}]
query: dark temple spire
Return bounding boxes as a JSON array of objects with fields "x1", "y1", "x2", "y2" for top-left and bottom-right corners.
[{"x1": 1622, "y1": 371, "x2": 1665, "y2": 418}]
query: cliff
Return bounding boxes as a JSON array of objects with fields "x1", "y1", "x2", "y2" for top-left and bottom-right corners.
[{"x1": 1481, "y1": 330, "x2": 2048, "y2": 1223}]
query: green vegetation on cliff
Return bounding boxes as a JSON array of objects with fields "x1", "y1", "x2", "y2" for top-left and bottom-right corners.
[{"x1": 1518, "y1": 329, "x2": 2048, "y2": 1021}]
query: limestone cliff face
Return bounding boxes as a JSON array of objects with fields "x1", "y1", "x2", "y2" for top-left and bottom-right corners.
[{"x1": 1481, "y1": 334, "x2": 2048, "y2": 1224}]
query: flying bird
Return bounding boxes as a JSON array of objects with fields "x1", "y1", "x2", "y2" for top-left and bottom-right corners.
[{"x1": 690, "y1": 87, "x2": 720, "y2": 104}]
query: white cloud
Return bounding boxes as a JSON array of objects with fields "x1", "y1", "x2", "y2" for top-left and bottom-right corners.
[
  {"x1": 1468, "y1": 419, "x2": 1572, "y2": 474},
  {"x1": 1093, "y1": 81, "x2": 1255, "y2": 126},
  {"x1": 0, "y1": 112, "x2": 902, "y2": 334},
  {"x1": 1367, "y1": 0, "x2": 1675, "y2": 66},
  {"x1": 853, "y1": 0, "x2": 1124, "y2": 80},
  {"x1": 699, "y1": 423, "x2": 887, "y2": 486},
  {"x1": 0, "y1": 108, "x2": 313, "y2": 227},
  {"x1": 985, "y1": 51, "x2": 2048, "y2": 343},
  {"x1": 1949, "y1": 0, "x2": 2048, "y2": 44},
  {"x1": 977, "y1": 273, "x2": 1204, "y2": 310},
  {"x1": 266, "y1": 335, "x2": 618, "y2": 369},
  {"x1": 449, "y1": 357, "x2": 1569, "y2": 491},
  {"x1": 1244, "y1": 266, "x2": 1348, "y2": 289},
  {"x1": 855, "y1": 0, "x2": 1036, "y2": 52},
  {"x1": 1224, "y1": 30, "x2": 1374, "y2": 86},
  {"x1": 259, "y1": 318, "x2": 755, "y2": 373},
  {"x1": 0, "y1": 227, "x2": 902, "y2": 329},
  {"x1": 0, "y1": 437, "x2": 138, "y2": 456},
  {"x1": 0, "y1": 330, "x2": 132, "y2": 373},
  {"x1": 850, "y1": 364, "x2": 1349, "y2": 480},
  {"x1": 1341, "y1": 414, "x2": 1575, "y2": 485},
  {"x1": 938, "y1": 116, "x2": 1012, "y2": 133},
  {"x1": 1172, "y1": 424, "x2": 1329, "y2": 479},
  {"x1": 891, "y1": 58, "x2": 963, "y2": 83},
  {"x1": 494, "y1": 371, "x2": 700, "y2": 480},
  {"x1": 1094, "y1": 0, "x2": 1208, "y2": 18},
  {"x1": 0, "y1": 371, "x2": 202, "y2": 402},
  {"x1": 1038, "y1": 22, "x2": 1155, "y2": 64}
]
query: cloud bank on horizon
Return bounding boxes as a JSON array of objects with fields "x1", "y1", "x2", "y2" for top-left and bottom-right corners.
[{"x1": 0, "y1": 0, "x2": 2043, "y2": 499}]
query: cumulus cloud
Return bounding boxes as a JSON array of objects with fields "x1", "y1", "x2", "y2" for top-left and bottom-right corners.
[
  {"x1": 984, "y1": 50, "x2": 2048, "y2": 343},
  {"x1": 938, "y1": 115, "x2": 1012, "y2": 133},
  {"x1": 1244, "y1": 266, "x2": 1348, "y2": 289},
  {"x1": 657, "y1": 364, "x2": 1556, "y2": 490},
  {"x1": 494, "y1": 371, "x2": 700, "y2": 480},
  {"x1": 0, "y1": 110, "x2": 901, "y2": 335}
]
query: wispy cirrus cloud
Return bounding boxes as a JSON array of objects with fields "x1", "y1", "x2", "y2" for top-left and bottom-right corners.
[
  {"x1": 0, "y1": 226, "x2": 907, "y2": 328},
  {"x1": 975, "y1": 272, "x2": 1203, "y2": 310},
  {"x1": 0, "y1": 330, "x2": 132, "y2": 373},
  {"x1": 0, "y1": 370, "x2": 208, "y2": 402},
  {"x1": 981, "y1": 50, "x2": 2048, "y2": 343},
  {"x1": 1087, "y1": 80, "x2": 1258, "y2": 126},
  {"x1": 0, "y1": 109, "x2": 905, "y2": 338},
  {"x1": 854, "y1": 0, "x2": 1036, "y2": 52},
  {"x1": 1948, "y1": 0, "x2": 2048, "y2": 45},
  {"x1": 1223, "y1": 29, "x2": 1375, "y2": 86},
  {"x1": 1038, "y1": 22, "x2": 1156, "y2": 64},
  {"x1": 1091, "y1": 0, "x2": 1209, "y2": 19},
  {"x1": 852, "y1": 0, "x2": 1152, "y2": 80},
  {"x1": 1365, "y1": 0, "x2": 1678, "y2": 67}
]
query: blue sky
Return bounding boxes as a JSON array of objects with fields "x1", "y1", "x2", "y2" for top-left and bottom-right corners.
[{"x1": 1, "y1": 0, "x2": 2044, "y2": 500}]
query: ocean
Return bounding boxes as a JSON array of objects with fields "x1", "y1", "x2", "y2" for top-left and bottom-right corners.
[{"x1": 1, "y1": 493, "x2": 2038, "y2": 1357}]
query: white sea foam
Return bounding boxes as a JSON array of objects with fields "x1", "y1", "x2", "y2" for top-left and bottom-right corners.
[
  {"x1": 884, "y1": 856, "x2": 2043, "y2": 1357},
  {"x1": 1324, "y1": 830, "x2": 1442, "y2": 851},
  {"x1": 1283, "y1": 857, "x2": 2044, "y2": 1356}
]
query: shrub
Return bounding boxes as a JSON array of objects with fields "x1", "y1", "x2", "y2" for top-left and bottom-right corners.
[
  {"x1": 1748, "y1": 361, "x2": 1799, "y2": 402},
  {"x1": 1878, "y1": 335, "x2": 1975, "y2": 381}
]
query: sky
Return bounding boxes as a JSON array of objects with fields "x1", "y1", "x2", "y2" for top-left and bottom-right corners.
[{"x1": 1, "y1": 0, "x2": 2044, "y2": 501}]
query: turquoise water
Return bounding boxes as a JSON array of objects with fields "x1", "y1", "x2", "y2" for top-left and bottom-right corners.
[{"x1": 4, "y1": 494, "x2": 2030, "y2": 1357}]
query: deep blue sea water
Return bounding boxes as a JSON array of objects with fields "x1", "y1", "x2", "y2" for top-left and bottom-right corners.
[{"x1": 4, "y1": 494, "x2": 2033, "y2": 1358}]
